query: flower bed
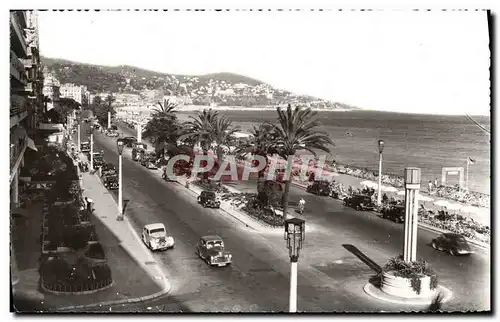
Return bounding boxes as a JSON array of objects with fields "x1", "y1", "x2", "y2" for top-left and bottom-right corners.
[
  {"x1": 40, "y1": 256, "x2": 113, "y2": 294},
  {"x1": 193, "y1": 179, "x2": 229, "y2": 194},
  {"x1": 383, "y1": 255, "x2": 438, "y2": 297}
]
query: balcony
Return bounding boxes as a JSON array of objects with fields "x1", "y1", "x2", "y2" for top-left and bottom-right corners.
[
  {"x1": 10, "y1": 95, "x2": 28, "y2": 128},
  {"x1": 10, "y1": 50, "x2": 27, "y2": 85},
  {"x1": 10, "y1": 12, "x2": 27, "y2": 57}
]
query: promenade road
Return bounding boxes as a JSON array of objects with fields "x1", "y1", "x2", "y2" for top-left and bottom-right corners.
[
  {"x1": 83, "y1": 121, "x2": 490, "y2": 312},
  {"x1": 76, "y1": 122, "x2": 425, "y2": 312}
]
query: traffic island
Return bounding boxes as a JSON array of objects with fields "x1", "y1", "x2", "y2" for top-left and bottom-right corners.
[{"x1": 363, "y1": 255, "x2": 453, "y2": 306}]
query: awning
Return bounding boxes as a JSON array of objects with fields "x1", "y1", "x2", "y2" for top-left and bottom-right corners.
[{"x1": 27, "y1": 137, "x2": 37, "y2": 151}]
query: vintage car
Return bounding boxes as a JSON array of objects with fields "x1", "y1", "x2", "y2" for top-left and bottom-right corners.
[
  {"x1": 102, "y1": 174, "x2": 119, "y2": 190},
  {"x1": 142, "y1": 223, "x2": 175, "y2": 251},
  {"x1": 306, "y1": 180, "x2": 331, "y2": 196},
  {"x1": 197, "y1": 191, "x2": 221, "y2": 208},
  {"x1": 140, "y1": 152, "x2": 158, "y2": 169},
  {"x1": 343, "y1": 194, "x2": 375, "y2": 211},
  {"x1": 196, "y1": 235, "x2": 232, "y2": 267},
  {"x1": 381, "y1": 205, "x2": 405, "y2": 223},
  {"x1": 431, "y1": 233, "x2": 473, "y2": 256},
  {"x1": 101, "y1": 163, "x2": 117, "y2": 177},
  {"x1": 80, "y1": 141, "x2": 91, "y2": 153},
  {"x1": 105, "y1": 129, "x2": 119, "y2": 137},
  {"x1": 92, "y1": 152, "x2": 105, "y2": 169},
  {"x1": 123, "y1": 136, "x2": 137, "y2": 148},
  {"x1": 132, "y1": 143, "x2": 147, "y2": 161}
]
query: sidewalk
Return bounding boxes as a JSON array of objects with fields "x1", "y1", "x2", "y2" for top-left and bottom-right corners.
[{"x1": 50, "y1": 155, "x2": 171, "y2": 310}]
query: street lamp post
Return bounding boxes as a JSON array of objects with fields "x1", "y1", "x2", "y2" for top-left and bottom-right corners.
[
  {"x1": 77, "y1": 123, "x2": 81, "y2": 153},
  {"x1": 137, "y1": 123, "x2": 142, "y2": 143},
  {"x1": 377, "y1": 140, "x2": 385, "y2": 206},
  {"x1": 284, "y1": 217, "x2": 305, "y2": 313},
  {"x1": 117, "y1": 138, "x2": 124, "y2": 221},
  {"x1": 108, "y1": 111, "x2": 111, "y2": 129},
  {"x1": 89, "y1": 125, "x2": 94, "y2": 171}
]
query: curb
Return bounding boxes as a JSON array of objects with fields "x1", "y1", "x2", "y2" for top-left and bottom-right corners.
[
  {"x1": 363, "y1": 283, "x2": 453, "y2": 306},
  {"x1": 58, "y1": 173, "x2": 171, "y2": 311}
]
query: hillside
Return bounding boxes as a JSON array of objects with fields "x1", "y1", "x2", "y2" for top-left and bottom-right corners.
[{"x1": 41, "y1": 56, "x2": 357, "y2": 110}]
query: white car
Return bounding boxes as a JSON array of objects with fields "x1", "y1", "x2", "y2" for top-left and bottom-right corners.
[{"x1": 142, "y1": 223, "x2": 175, "y2": 251}]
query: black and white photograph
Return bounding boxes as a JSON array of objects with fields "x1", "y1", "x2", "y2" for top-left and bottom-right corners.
[{"x1": 8, "y1": 6, "x2": 492, "y2": 314}]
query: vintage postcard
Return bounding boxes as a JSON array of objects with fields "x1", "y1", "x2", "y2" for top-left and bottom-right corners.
[{"x1": 9, "y1": 9, "x2": 491, "y2": 313}]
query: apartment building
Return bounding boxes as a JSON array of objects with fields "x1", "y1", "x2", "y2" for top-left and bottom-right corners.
[
  {"x1": 60, "y1": 83, "x2": 87, "y2": 105},
  {"x1": 42, "y1": 69, "x2": 60, "y2": 110},
  {"x1": 10, "y1": 10, "x2": 45, "y2": 210}
]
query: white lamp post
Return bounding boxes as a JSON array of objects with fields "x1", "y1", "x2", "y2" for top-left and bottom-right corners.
[
  {"x1": 77, "y1": 123, "x2": 81, "y2": 153},
  {"x1": 284, "y1": 217, "x2": 305, "y2": 313},
  {"x1": 89, "y1": 125, "x2": 94, "y2": 171},
  {"x1": 137, "y1": 123, "x2": 142, "y2": 143},
  {"x1": 377, "y1": 140, "x2": 385, "y2": 205},
  {"x1": 117, "y1": 138, "x2": 124, "y2": 221}
]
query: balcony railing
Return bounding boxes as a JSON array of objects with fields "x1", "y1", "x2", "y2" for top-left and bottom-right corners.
[
  {"x1": 10, "y1": 50, "x2": 27, "y2": 85},
  {"x1": 10, "y1": 12, "x2": 27, "y2": 56},
  {"x1": 10, "y1": 136, "x2": 26, "y2": 171}
]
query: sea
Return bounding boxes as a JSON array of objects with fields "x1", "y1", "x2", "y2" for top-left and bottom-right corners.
[{"x1": 176, "y1": 109, "x2": 491, "y2": 195}]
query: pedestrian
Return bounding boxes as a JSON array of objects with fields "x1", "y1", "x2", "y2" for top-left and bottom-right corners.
[
  {"x1": 434, "y1": 178, "x2": 439, "y2": 189},
  {"x1": 85, "y1": 197, "x2": 94, "y2": 213},
  {"x1": 428, "y1": 180, "x2": 433, "y2": 193}
]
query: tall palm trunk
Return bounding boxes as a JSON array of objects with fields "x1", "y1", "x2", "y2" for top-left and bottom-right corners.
[{"x1": 281, "y1": 157, "x2": 294, "y2": 220}]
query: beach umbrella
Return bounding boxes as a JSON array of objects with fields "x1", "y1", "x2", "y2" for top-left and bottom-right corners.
[
  {"x1": 434, "y1": 200, "x2": 449, "y2": 207},
  {"x1": 446, "y1": 203, "x2": 463, "y2": 211},
  {"x1": 383, "y1": 186, "x2": 398, "y2": 193},
  {"x1": 460, "y1": 205, "x2": 482, "y2": 215},
  {"x1": 360, "y1": 180, "x2": 374, "y2": 187},
  {"x1": 418, "y1": 194, "x2": 434, "y2": 202}
]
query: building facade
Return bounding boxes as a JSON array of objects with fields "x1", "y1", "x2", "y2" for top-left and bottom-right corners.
[
  {"x1": 10, "y1": 10, "x2": 44, "y2": 207},
  {"x1": 42, "y1": 69, "x2": 60, "y2": 110},
  {"x1": 60, "y1": 83, "x2": 87, "y2": 105}
]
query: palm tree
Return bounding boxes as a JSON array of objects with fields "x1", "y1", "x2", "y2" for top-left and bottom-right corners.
[
  {"x1": 178, "y1": 109, "x2": 219, "y2": 180},
  {"x1": 152, "y1": 98, "x2": 178, "y2": 116},
  {"x1": 212, "y1": 116, "x2": 240, "y2": 176},
  {"x1": 143, "y1": 99, "x2": 180, "y2": 158},
  {"x1": 271, "y1": 104, "x2": 334, "y2": 219},
  {"x1": 235, "y1": 123, "x2": 277, "y2": 181}
]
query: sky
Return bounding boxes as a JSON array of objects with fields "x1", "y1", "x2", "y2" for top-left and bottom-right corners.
[{"x1": 37, "y1": 9, "x2": 491, "y2": 115}]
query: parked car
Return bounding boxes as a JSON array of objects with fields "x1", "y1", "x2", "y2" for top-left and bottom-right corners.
[
  {"x1": 101, "y1": 163, "x2": 117, "y2": 177},
  {"x1": 381, "y1": 205, "x2": 405, "y2": 223},
  {"x1": 92, "y1": 152, "x2": 105, "y2": 169},
  {"x1": 140, "y1": 152, "x2": 158, "y2": 169},
  {"x1": 196, "y1": 235, "x2": 232, "y2": 267},
  {"x1": 123, "y1": 136, "x2": 137, "y2": 148},
  {"x1": 306, "y1": 180, "x2": 331, "y2": 196},
  {"x1": 132, "y1": 147, "x2": 146, "y2": 162},
  {"x1": 105, "y1": 130, "x2": 119, "y2": 137},
  {"x1": 343, "y1": 194, "x2": 375, "y2": 211},
  {"x1": 431, "y1": 233, "x2": 473, "y2": 256},
  {"x1": 80, "y1": 142, "x2": 91, "y2": 153},
  {"x1": 102, "y1": 175, "x2": 119, "y2": 190},
  {"x1": 142, "y1": 223, "x2": 175, "y2": 251},
  {"x1": 197, "y1": 191, "x2": 221, "y2": 208}
]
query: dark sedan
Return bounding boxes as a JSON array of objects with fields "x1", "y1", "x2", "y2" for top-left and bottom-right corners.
[{"x1": 431, "y1": 233, "x2": 473, "y2": 256}]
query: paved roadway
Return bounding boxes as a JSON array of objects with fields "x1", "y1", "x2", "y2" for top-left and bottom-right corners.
[
  {"x1": 74, "y1": 122, "x2": 489, "y2": 312},
  {"x1": 226, "y1": 175, "x2": 491, "y2": 312}
]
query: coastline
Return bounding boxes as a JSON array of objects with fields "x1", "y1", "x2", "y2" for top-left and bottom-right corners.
[{"x1": 117, "y1": 105, "x2": 354, "y2": 113}]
